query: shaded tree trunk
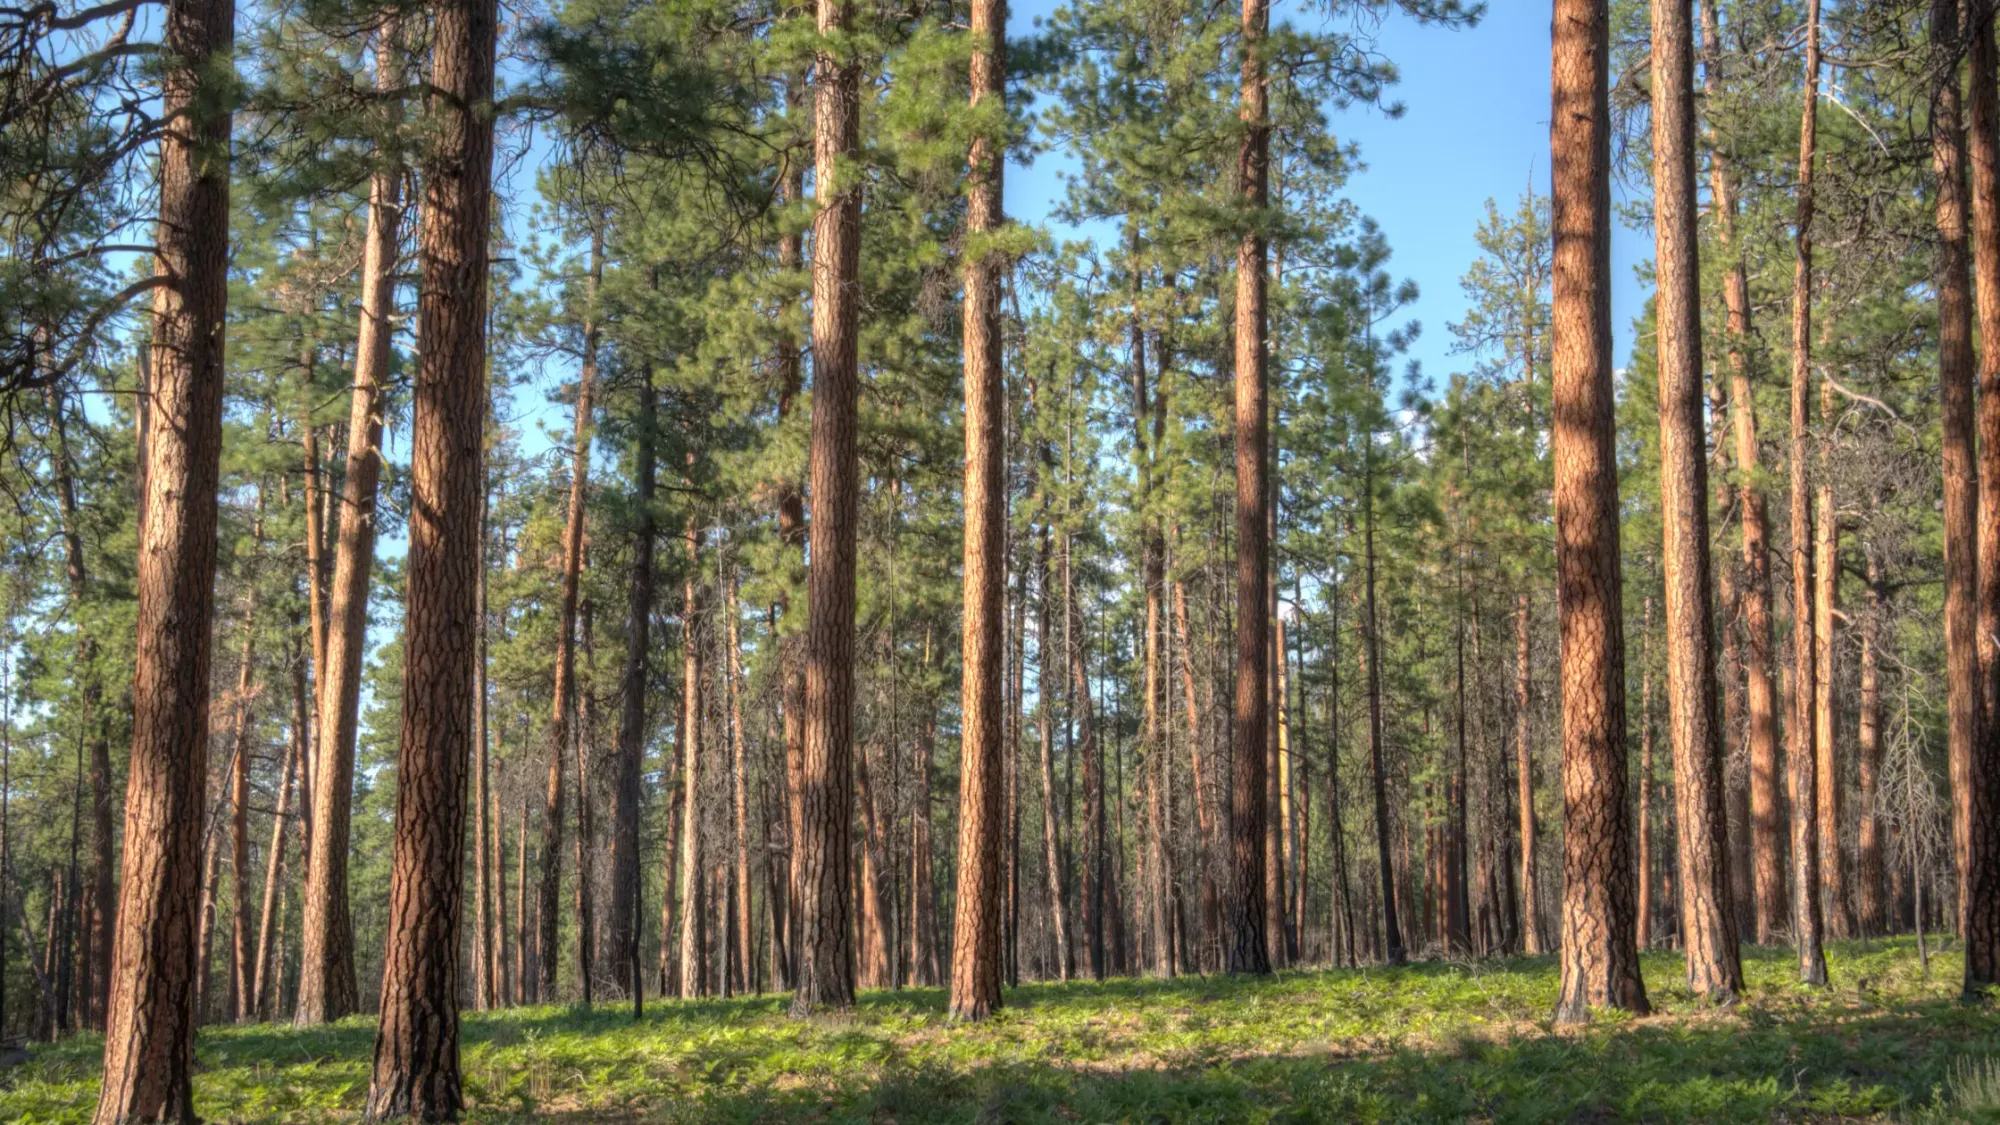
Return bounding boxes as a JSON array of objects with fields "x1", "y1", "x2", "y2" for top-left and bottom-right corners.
[
  {"x1": 473, "y1": 476, "x2": 494, "y2": 1011},
  {"x1": 1549, "y1": 0, "x2": 1648, "y2": 1023},
  {"x1": 789, "y1": 0, "x2": 862, "y2": 1015},
  {"x1": 1363, "y1": 457, "x2": 1403, "y2": 965},
  {"x1": 1033, "y1": 529, "x2": 1073, "y2": 980},
  {"x1": 1960, "y1": 0, "x2": 2000, "y2": 992},
  {"x1": 361, "y1": 0, "x2": 495, "y2": 1109},
  {"x1": 611, "y1": 374, "x2": 657, "y2": 998},
  {"x1": 1226, "y1": 0, "x2": 1273, "y2": 980}
]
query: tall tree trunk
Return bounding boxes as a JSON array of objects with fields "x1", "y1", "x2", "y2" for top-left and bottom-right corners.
[
  {"x1": 679, "y1": 513, "x2": 708, "y2": 999},
  {"x1": 1513, "y1": 593, "x2": 1542, "y2": 953},
  {"x1": 1961, "y1": 0, "x2": 2000, "y2": 992},
  {"x1": 951, "y1": 19, "x2": 1007, "y2": 1007},
  {"x1": 910, "y1": 679, "x2": 941, "y2": 988},
  {"x1": 575, "y1": 599, "x2": 599, "y2": 1004},
  {"x1": 1549, "y1": 0, "x2": 1648, "y2": 1023},
  {"x1": 298, "y1": 17, "x2": 402, "y2": 1026},
  {"x1": 1226, "y1": 0, "x2": 1273, "y2": 979},
  {"x1": 1857, "y1": 541, "x2": 1887, "y2": 935},
  {"x1": 1007, "y1": 547, "x2": 1027, "y2": 987},
  {"x1": 224, "y1": 572, "x2": 260, "y2": 1027},
  {"x1": 728, "y1": 576, "x2": 754, "y2": 994},
  {"x1": 1710, "y1": 377, "x2": 1756, "y2": 938},
  {"x1": 1786, "y1": 0, "x2": 1828, "y2": 988},
  {"x1": 1071, "y1": 578, "x2": 1107, "y2": 981},
  {"x1": 1651, "y1": 0, "x2": 1744, "y2": 1000},
  {"x1": 1699, "y1": 0, "x2": 1786, "y2": 945},
  {"x1": 473, "y1": 475, "x2": 494, "y2": 1011},
  {"x1": 611, "y1": 375, "x2": 657, "y2": 998},
  {"x1": 91, "y1": 0, "x2": 234, "y2": 1105},
  {"x1": 1637, "y1": 596, "x2": 1655, "y2": 951},
  {"x1": 519, "y1": 800, "x2": 532, "y2": 1004},
  {"x1": 1034, "y1": 529, "x2": 1073, "y2": 980},
  {"x1": 773, "y1": 112, "x2": 810, "y2": 995},
  {"x1": 1813, "y1": 384, "x2": 1845, "y2": 939},
  {"x1": 253, "y1": 655, "x2": 303, "y2": 1019},
  {"x1": 538, "y1": 231, "x2": 602, "y2": 1003},
  {"x1": 790, "y1": 0, "x2": 862, "y2": 1015},
  {"x1": 656, "y1": 722, "x2": 681, "y2": 998},
  {"x1": 1448, "y1": 556, "x2": 1474, "y2": 956},
  {"x1": 1363, "y1": 458, "x2": 1403, "y2": 965},
  {"x1": 494, "y1": 780, "x2": 510, "y2": 1007},
  {"x1": 362, "y1": 0, "x2": 495, "y2": 1109}
]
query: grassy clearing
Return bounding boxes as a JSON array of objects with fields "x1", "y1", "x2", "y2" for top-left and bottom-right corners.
[{"x1": 5, "y1": 938, "x2": 1999, "y2": 1122}]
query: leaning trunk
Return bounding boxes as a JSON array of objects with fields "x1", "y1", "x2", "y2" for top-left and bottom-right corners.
[{"x1": 298, "y1": 18, "x2": 403, "y2": 1026}]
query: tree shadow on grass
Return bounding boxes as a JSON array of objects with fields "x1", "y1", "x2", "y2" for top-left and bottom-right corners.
[{"x1": 454, "y1": 993, "x2": 2000, "y2": 1124}]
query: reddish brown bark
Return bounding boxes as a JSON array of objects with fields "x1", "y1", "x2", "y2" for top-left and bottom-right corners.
[
  {"x1": 1699, "y1": 0, "x2": 1786, "y2": 944},
  {"x1": 298, "y1": 18, "x2": 402, "y2": 1027},
  {"x1": 949, "y1": 0, "x2": 1007, "y2": 1016},
  {"x1": 1787, "y1": 0, "x2": 1828, "y2": 987},
  {"x1": 1857, "y1": 543, "x2": 1888, "y2": 936},
  {"x1": 1513, "y1": 593, "x2": 1541, "y2": 954},
  {"x1": 362, "y1": 0, "x2": 495, "y2": 1108},
  {"x1": 1813, "y1": 384, "x2": 1846, "y2": 938},
  {"x1": 1225, "y1": 0, "x2": 1273, "y2": 979},
  {"x1": 1651, "y1": 0, "x2": 1743, "y2": 1000},
  {"x1": 1550, "y1": 0, "x2": 1647, "y2": 1023},
  {"x1": 253, "y1": 660, "x2": 302, "y2": 1018},
  {"x1": 538, "y1": 232, "x2": 601, "y2": 1002},
  {"x1": 1033, "y1": 528, "x2": 1073, "y2": 980},
  {"x1": 678, "y1": 511, "x2": 708, "y2": 999},
  {"x1": 789, "y1": 0, "x2": 862, "y2": 1015},
  {"x1": 1956, "y1": 0, "x2": 2000, "y2": 992},
  {"x1": 473, "y1": 479, "x2": 494, "y2": 1011},
  {"x1": 92, "y1": 0, "x2": 233, "y2": 1107}
]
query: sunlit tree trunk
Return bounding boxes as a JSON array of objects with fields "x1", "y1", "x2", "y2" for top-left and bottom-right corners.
[
  {"x1": 299, "y1": 17, "x2": 401, "y2": 1027},
  {"x1": 1857, "y1": 542, "x2": 1888, "y2": 936},
  {"x1": 1550, "y1": 0, "x2": 1648, "y2": 1024},
  {"x1": 1699, "y1": 0, "x2": 1786, "y2": 945},
  {"x1": 1651, "y1": 0, "x2": 1744, "y2": 1000},
  {"x1": 1786, "y1": 0, "x2": 1828, "y2": 988},
  {"x1": 1225, "y1": 0, "x2": 1273, "y2": 979},
  {"x1": 538, "y1": 231, "x2": 602, "y2": 1002}
]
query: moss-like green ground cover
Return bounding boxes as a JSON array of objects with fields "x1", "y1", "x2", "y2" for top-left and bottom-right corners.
[{"x1": 7, "y1": 938, "x2": 2000, "y2": 1122}]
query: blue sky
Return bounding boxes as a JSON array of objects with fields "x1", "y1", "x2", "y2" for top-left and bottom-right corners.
[{"x1": 1000, "y1": 0, "x2": 1649, "y2": 387}]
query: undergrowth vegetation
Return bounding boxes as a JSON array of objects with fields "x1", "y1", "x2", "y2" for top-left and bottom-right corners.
[{"x1": 5, "y1": 938, "x2": 1997, "y2": 1123}]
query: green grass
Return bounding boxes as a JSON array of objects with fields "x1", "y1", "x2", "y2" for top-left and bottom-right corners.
[{"x1": 6, "y1": 938, "x2": 1999, "y2": 1122}]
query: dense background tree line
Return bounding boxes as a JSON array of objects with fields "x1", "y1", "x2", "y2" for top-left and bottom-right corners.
[{"x1": 3, "y1": 0, "x2": 2000, "y2": 1118}]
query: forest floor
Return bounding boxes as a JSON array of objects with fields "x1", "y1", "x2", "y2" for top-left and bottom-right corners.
[{"x1": 5, "y1": 937, "x2": 2000, "y2": 1123}]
